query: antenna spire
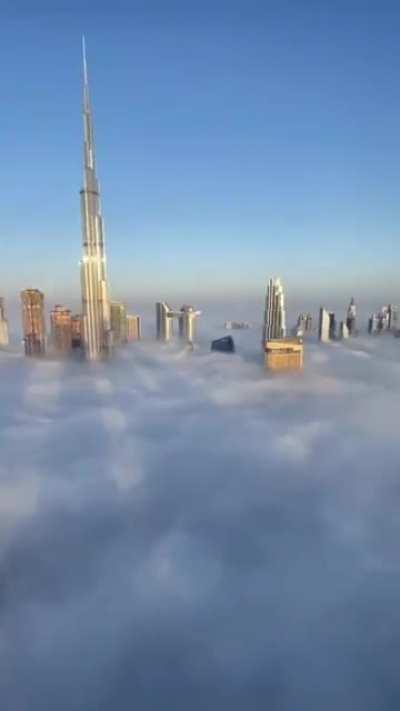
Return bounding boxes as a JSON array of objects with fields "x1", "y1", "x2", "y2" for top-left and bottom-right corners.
[{"x1": 82, "y1": 35, "x2": 88, "y2": 85}]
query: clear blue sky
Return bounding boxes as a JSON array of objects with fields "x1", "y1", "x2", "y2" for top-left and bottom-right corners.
[{"x1": 1, "y1": 0, "x2": 400, "y2": 308}]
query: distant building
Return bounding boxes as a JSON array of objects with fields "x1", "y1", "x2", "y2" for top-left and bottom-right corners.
[
  {"x1": 21, "y1": 289, "x2": 46, "y2": 356},
  {"x1": 211, "y1": 336, "x2": 235, "y2": 353},
  {"x1": 339, "y1": 321, "x2": 349, "y2": 339},
  {"x1": 179, "y1": 305, "x2": 201, "y2": 344},
  {"x1": 50, "y1": 305, "x2": 72, "y2": 354},
  {"x1": 126, "y1": 315, "x2": 141, "y2": 342},
  {"x1": 156, "y1": 301, "x2": 200, "y2": 344},
  {"x1": 368, "y1": 305, "x2": 398, "y2": 334},
  {"x1": 71, "y1": 315, "x2": 82, "y2": 349},
  {"x1": 156, "y1": 302, "x2": 175, "y2": 341},
  {"x1": 224, "y1": 321, "x2": 251, "y2": 330},
  {"x1": 110, "y1": 302, "x2": 127, "y2": 345},
  {"x1": 294, "y1": 312, "x2": 312, "y2": 338},
  {"x1": 263, "y1": 278, "x2": 286, "y2": 342},
  {"x1": 0, "y1": 298, "x2": 9, "y2": 347},
  {"x1": 264, "y1": 338, "x2": 304, "y2": 371},
  {"x1": 346, "y1": 297, "x2": 357, "y2": 335},
  {"x1": 319, "y1": 308, "x2": 336, "y2": 342}
]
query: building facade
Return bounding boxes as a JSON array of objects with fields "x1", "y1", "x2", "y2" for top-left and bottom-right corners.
[{"x1": 21, "y1": 289, "x2": 46, "y2": 356}]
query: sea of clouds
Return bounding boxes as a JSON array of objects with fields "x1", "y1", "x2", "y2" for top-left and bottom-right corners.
[{"x1": 1, "y1": 324, "x2": 400, "y2": 710}]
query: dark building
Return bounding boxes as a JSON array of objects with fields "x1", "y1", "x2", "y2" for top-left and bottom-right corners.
[{"x1": 211, "y1": 336, "x2": 235, "y2": 353}]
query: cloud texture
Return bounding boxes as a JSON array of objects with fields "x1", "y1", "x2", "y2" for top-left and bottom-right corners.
[{"x1": 1, "y1": 330, "x2": 400, "y2": 710}]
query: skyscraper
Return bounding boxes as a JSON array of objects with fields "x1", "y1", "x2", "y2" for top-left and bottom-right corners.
[
  {"x1": 50, "y1": 305, "x2": 72, "y2": 354},
  {"x1": 346, "y1": 297, "x2": 357, "y2": 335},
  {"x1": 0, "y1": 298, "x2": 9, "y2": 347},
  {"x1": 156, "y1": 302, "x2": 175, "y2": 342},
  {"x1": 110, "y1": 302, "x2": 127, "y2": 345},
  {"x1": 126, "y1": 315, "x2": 141, "y2": 342},
  {"x1": 179, "y1": 305, "x2": 201, "y2": 344},
  {"x1": 71, "y1": 315, "x2": 83, "y2": 349},
  {"x1": 80, "y1": 38, "x2": 112, "y2": 360},
  {"x1": 319, "y1": 307, "x2": 336, "y2": 342},
  {"x1": 21, "y1": 289, "x2": 46, "y2": 356},
  {"x1": 263, "y1": 278, "x2": 286, "y2": 343}
]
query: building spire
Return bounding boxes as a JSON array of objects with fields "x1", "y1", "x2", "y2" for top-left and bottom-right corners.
[{"x1": 79, "y1": 38, "x2": 112, "y2": 360}]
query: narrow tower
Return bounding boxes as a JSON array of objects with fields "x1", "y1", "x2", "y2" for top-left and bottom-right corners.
[
  {"x1": 262, "y1": 277, "x2": 286, "y2": 343},
  {"x1": 80, "y1": 37, "x2": 112, "y2": 360}
]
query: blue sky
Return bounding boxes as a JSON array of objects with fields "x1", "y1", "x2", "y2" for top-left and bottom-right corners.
[{"x1": 1, "y1": 0, "x2": 400, "y2": 309}]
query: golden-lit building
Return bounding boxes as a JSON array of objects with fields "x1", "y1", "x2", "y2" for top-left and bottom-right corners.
[
  {"x1": 264, "y1": 338, "x2": 304, "y2": 372},
  {"x1": 21, "y1": 289, "x2": 46, "y2": 356},
  {"x1": 126, "y1": 314, "x2": 141, "y2": 342},
  {"x1": 50, "y1": 305, "x2": 72, "y2": 354}
]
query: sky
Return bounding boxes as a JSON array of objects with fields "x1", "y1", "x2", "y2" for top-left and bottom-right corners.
[
  {"x1": 2, "y1": 328, "x2": 400, "y2": 709},
  {"x1": 1, "y1": 0, "x2": 400, "y2": 311}
]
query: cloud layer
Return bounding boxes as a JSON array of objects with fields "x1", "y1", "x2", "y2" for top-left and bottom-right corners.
[{"x1": 1, "y1": 331, "x2": 400, "y2": 710}]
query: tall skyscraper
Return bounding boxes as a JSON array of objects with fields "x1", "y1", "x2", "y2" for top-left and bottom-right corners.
[
  {"x1": 80, "y1": 38, "x2": 112, "y2": 360},
  {"x1": 21, "y1": 289, "x2": 46, "y2": 356},
  {"x1": 126, "y1": 315, "x2": 141, "y2": 342},
  {"x1": 295, "y1": 312, "x2": 312, "y2": 337},
  {"x1": 0, "y1": 298, "x2": 9, "y2": 347},
  {"x1": 179, "y1": 305, "x2": 201, "y2": 344},
  {"x1": 110, "y1": 302, "x2": 127, "y2": 345},
  {"x1": 319, "y1": 307, "x2": 336, "y2": 342},
  {"x1": 71, "y1": 315, "x2": 83, "y2": 349},
  {"x1": 346, "y1": 297, "x2": 357, "y2": 335},
  {"x1": 263, "y1": 278, "x2": 286, "y2": 343},
  {"x1": 50, "y1": 305, "x2": 72, "y2": 354},
  {"x1": 156, "y1": 302, "x2": 175, "y2": 342},
  {"x1": 156, "y1": 302, "x2": 200, "y2": 343}
]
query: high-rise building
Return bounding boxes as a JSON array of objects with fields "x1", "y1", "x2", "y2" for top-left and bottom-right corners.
[
  {"x1": 179, "y1": 305, "x2": 201, "y2": 344},
  {"x1": 126, "y1": 315, "x2": 141, "y2": 342},
  {"x1": 263, "y1": 278, "x2": 286, "y2": 343},
  {"x1": 80, "y1": 38, "x2": 112, "y2": 360},
  {"x1": 368, "y1": 305, "x2": 398, "y2": 334},
  {"x1": 50, "y1": 305, "x2": 72, "y2": 354},
  {"x1": 339, "y1": 321, "x2": 349, "y2": 339},
  {"x1": 156, "y1": 302, "x2": 175, "y2": 341},
  {"x1": 295, "y1": 312, "x2": 312, "y2": 337},
  {"x1": 319, "y1": 307, "x2": 336, "y2": 342},
  {"x1": 156, "y1": 302, "x2": 200, "y2": 344},
  {"x1": 21, "y1": 289, "x2": 46, "y2": 356},
  {"x1": 0, "y1": 298, "x2": 9, "y2": 347},
  {"x1": 110, "y1": 302, "x2": 127, "y2": 345},
  {"x1": 71, "y1": 315, "x2": 82, "y2": 349},
  {"x1": 211, "y1": 336, "x2": 235, "y2": 353},
  {"x1": 346, "y1": 297, "x2": 357, "y2": 335},
  {"x1": 264, "y1": 338, "x2": 304, "y2": 371}
]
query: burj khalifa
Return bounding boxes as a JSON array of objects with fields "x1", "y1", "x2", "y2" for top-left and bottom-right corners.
[{"x1": 80, "y1": 38, "x2": 112, "y2": 360}]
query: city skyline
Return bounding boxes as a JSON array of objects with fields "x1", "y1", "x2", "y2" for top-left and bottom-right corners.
[{"x1": 1, "y1": 4, "x2": 400, "y2": 303}]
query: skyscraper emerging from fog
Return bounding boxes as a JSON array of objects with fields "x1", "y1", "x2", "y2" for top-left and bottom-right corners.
[
  {"x1": 80, "y1": 38, "x2": 112, "y2": 360},
  {"x1": 263, "y1": 278, "x2": 286, "y2": 343},
  {"x1": 50, "y1": 305, "x2": 72, "y2": 354},
  {"x1": 0, "y1": 298, "x2": 9, "y2": 346},
  {"x1": 21, "y1": 289, "x2": 46, "y2": 356}
]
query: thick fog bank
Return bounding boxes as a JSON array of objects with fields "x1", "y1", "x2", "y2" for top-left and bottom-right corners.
[{"x1": 1, "y1": 334, "x2": 400, "y2": 710}]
